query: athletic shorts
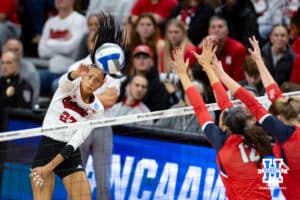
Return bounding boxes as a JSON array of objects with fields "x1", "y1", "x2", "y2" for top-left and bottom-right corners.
[{"x1": 31, "y1": 136, "x2": 84, "y2": 179}]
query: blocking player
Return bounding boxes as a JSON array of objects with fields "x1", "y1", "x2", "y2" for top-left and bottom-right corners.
[{"x1": 171, "y1": 44, "x2": 272, "y2": 199}]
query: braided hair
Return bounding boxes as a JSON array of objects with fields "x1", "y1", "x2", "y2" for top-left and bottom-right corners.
[{"x1": 90, "y1": 12, "x2": 130, "y2": 76}]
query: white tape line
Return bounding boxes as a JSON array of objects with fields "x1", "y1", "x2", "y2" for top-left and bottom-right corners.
[{"x1": 0, "y1": 91, "x2": 299, "y2": 142}]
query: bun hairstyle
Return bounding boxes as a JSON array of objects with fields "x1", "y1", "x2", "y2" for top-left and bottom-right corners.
[
  {"x1": 269, "y1": 97, "x2": 300, "y2": 122},
  {"x1": 222, "y1": 107, "x2": 272, "y2": 166}
]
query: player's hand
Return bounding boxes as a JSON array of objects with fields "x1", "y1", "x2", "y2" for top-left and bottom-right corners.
[
  {"x1": 171, "y1": 47, "x2": 189, "y2": 77},
  {"x1": 248, "y1": 36, "x2": 262, "y2": 63},
  {"x1": 30, "y1": 166, "x2": 51, "y2": 188},
  {"x1": 76, "y1": 64, "x2": 90, "y2": 77},
  {"x1": 193, "y1": 38, "x2": 217, "y2": 72},
  {"x1": 212, "y1": 56, "x2": 225, "y2": 78}
]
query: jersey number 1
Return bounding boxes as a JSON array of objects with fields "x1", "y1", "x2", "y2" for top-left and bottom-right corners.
[{"x1": 238, "y1": 143, "x2": 260, "y2": 163}]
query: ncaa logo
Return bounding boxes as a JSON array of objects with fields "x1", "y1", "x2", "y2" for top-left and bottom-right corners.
[{"x1": 258, "y1": 158, "x2": 288, "y2": 185}]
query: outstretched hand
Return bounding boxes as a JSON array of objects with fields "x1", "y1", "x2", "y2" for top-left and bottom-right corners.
[
  {"x1": 212, "y1": 56, "x2": 225, "y2": 78},
  {"x1": 76, "y1": 64, "x2": 90, "y2": 76},
  {"x1": 248, "y1": 36, "x2": 263, "y2": 62},
  {"x1": 192, "y1": 38, "x2": 217, "y2": 72},
  {"x1": 170, "y1": 47, "x2": 189, "y2": 76}
]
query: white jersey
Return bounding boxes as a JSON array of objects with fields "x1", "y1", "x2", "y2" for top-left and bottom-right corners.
[
  {"x1": 68, "y1": 56, "x2": 121, "y2": 96},
  {"x1": 43, "y1": 73, "x2": 104, "y2": 150}
]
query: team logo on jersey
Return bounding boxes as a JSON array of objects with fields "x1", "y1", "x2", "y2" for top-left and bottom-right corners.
[
  {"x1": 62, "y1": 96, "x2": 88, "y2": 117},
  {"x1": 93, "y1": 102, "x2": 100, "y2": 111},
  {"x1": 258, "y1": 158, "x2": 288, "y2": 186}
]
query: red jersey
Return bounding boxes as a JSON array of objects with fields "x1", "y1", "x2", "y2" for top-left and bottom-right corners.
[
  {"x1": 273, "y1": 127, "x2": 300, "y2": 200},
  {"x1": 235, "y1": 86, "x2": 300, "y2": 200},
  {"x1": 217, "y1": 134, "x2": 271, "y2": 200},
  {"x1": 186, "y1": 87, "x2": 271, "y2": 199}
]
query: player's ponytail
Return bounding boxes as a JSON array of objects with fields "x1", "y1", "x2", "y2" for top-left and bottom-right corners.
[
  {"x1": 243, "y1": 126, "x2": 273, "y2": 167},
  {"x1": 269, "y1": 97, "x2": 300, "y2": 124},
  {"x1": 90, "y1": 12, "x2": 130, "y2": 75}
]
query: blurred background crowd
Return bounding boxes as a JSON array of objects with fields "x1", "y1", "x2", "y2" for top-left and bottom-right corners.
[{"x1": 1, "y1": 0, "x2": 300, "y2": 132}]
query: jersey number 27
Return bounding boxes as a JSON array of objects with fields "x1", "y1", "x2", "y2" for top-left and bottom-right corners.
[{"x1": 59, "y1": 111, "x2": 77, "y2": 123}]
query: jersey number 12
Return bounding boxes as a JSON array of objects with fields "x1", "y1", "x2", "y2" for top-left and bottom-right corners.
[{"x1": 238, "y1": 143, "x2": 260, "y2": 163}]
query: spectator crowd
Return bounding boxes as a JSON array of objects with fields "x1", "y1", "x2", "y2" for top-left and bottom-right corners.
[{"x1": 1, "y1": 0, "x2": 300, "y2": 199}]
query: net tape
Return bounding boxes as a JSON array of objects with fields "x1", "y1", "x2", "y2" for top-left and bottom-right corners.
[{"x1": 0, "y1": 91, "x2": 299, "y2": 142}]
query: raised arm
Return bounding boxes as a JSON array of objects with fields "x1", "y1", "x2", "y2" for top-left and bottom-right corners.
[
  {"x1": 172, "y1": 48, "x2": 227, "y2": 150},
  {"x1": 59, "y1": 64, "x2": 90, "y2": 92},
  {"x1": 213, "y1": 58, "x2": 294, "y2": 143},
  {"x1": 248, "y1": 36, "x2": 284, "y2": 102},
  {"x1": 193, "y1": 38, "x2": 233, "y2": 111},
  {"x1": 171, "y1": 48, "x2": 213, "y2": 127}
]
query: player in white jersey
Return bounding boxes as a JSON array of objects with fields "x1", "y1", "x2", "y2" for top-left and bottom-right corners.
[
  {"x1": 68, "y1": 12, "x2": 125, "y2": 200},
  {"x1": 30, "y1": 64, "x2": 105, "y2": 200},
  {"x1": 30, "y1": 12, "x2": 125, "y2": 200}
]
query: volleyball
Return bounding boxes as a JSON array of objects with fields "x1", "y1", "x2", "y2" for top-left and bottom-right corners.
[{"x1": 94, "y1": 43, "x2": 125, "y2": 76}]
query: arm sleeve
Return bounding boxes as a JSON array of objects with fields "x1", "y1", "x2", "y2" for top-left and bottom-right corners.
[
  {"x1": 265, "y1": 83, "x2": 284, "y2": 103},
  {"x1": 234, "y1": 86, "x2": 269, "y2": 121},
  {"x1": 65, "y1": 104, "x2": 104, "y2": 156},
  {"x1": 211, "y1": 82, "x2": 233, "y2": 111},
  {"x1": 203, "y1": 123, "x2": 227, "y2": 151},
  {"x1": 186, "y1": 86, "x2": 214, "y2": 127},
  {"x1": 261, "y1": 115, "x2": 295, "y2": 143}
]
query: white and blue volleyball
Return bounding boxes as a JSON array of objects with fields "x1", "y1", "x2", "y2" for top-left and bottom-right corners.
[{"x1": 94, "y1": 43, "x2": 125, "y2": 77}]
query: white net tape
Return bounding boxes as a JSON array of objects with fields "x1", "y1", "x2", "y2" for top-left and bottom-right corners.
[{"x1": 0, "y1": 91, "x2": 299, "y2": 142}]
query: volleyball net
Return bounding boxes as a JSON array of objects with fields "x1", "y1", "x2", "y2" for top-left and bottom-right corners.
[{"x1": 0, "y1": 91, "x2": 299, "y2": 200}]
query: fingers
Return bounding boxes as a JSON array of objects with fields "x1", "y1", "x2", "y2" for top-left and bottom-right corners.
[{"x1": 29, "y1": 169, "x2": 44, "y2": 189}]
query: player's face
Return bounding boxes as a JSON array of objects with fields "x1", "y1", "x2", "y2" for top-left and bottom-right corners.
[
  {"x1": 81, "y1": 68, "x2": 105, "y2": 94},
  {"x1": 129, "y1": 76, "x2": 148, "y2": 101}
]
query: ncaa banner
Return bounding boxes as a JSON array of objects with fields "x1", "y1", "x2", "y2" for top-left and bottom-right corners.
[{"x1": 85, "y1": 135, "x2": 286, "y2": 200}]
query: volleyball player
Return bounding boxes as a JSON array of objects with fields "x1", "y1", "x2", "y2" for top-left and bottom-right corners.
[
  {"x1": 30, "y1": 12, "x2": 125, "y2": 200},
  {"x1": 67, "y1": 12, "x2": 124, "y2": 200},
  {"x1": 30, "y1": 64, "x2": 105, "y2": 200},
  {"x1": 213, "y1": 37, "x2": 300, "y2": 199},
  {"x1": 171, "y1": 42, "x2": 272, "y2": 199}
]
